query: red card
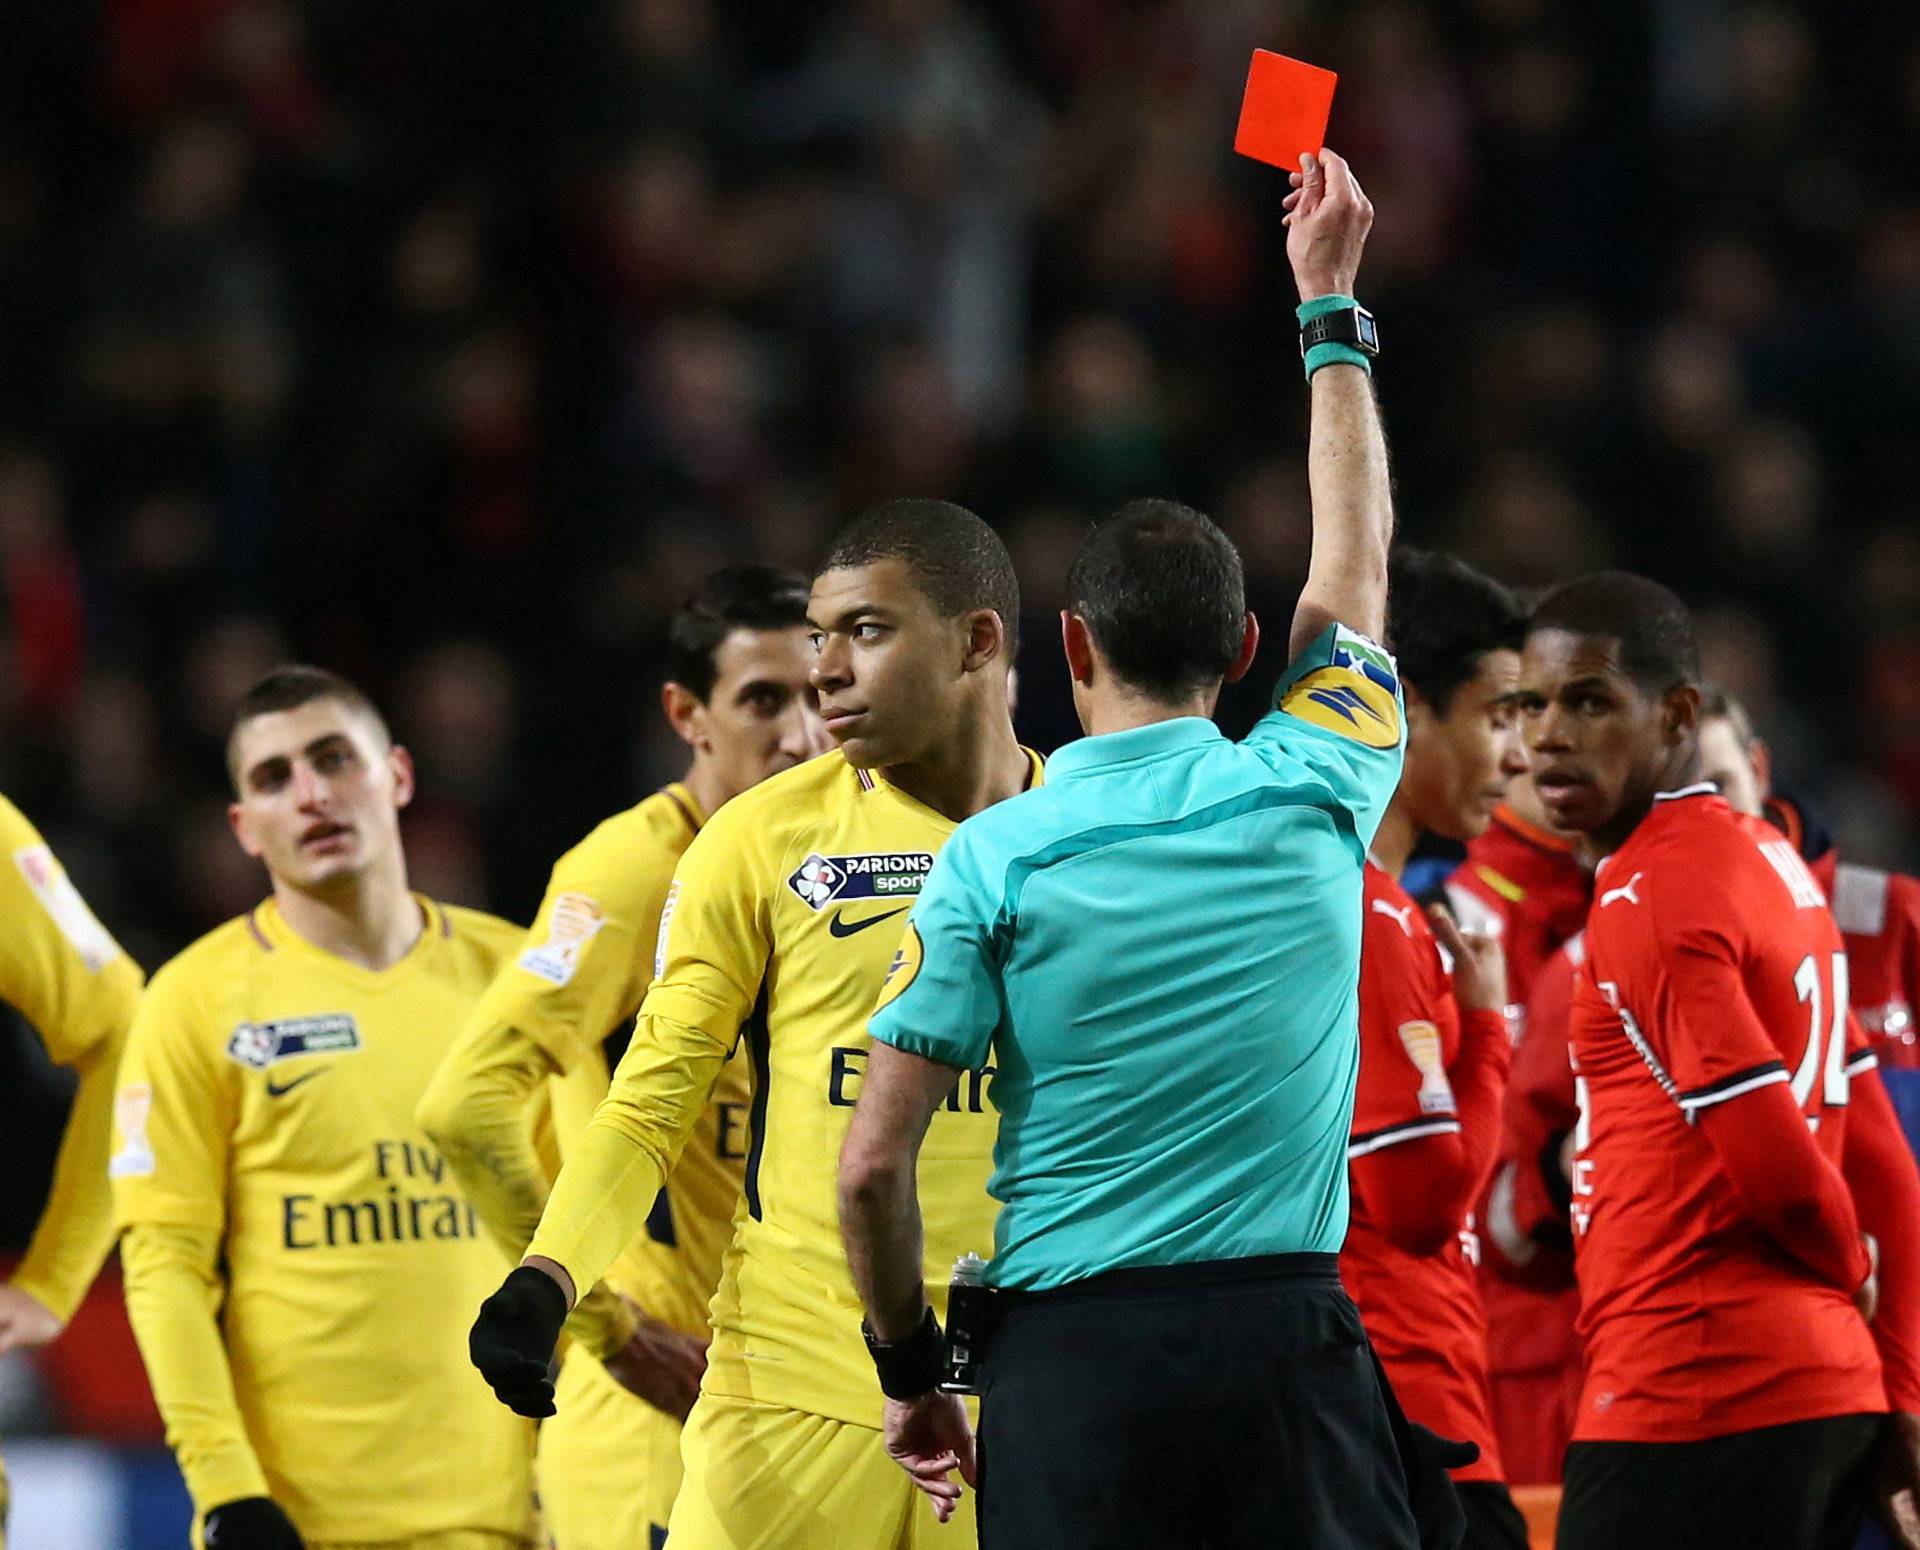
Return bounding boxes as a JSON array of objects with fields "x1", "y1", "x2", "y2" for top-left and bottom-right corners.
[{"x1": 1233, "y1": 50, "x2": 1337, "y2": 171}]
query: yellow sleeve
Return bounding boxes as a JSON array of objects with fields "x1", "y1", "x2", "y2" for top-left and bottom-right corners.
[
  {"x1": 121, "y1": 1221, "x2": 270, "y2": 1514},
  {"x1": 0, "y1": 795, "x2": 144, "y2": 1066},
  {"x1": 110, "y1": 962, "x2": 233, "y2": 1235},
  {"x1": 415, "y1": 1019, "x2": 636, "y2": 1356},
  {"x1": 11, "y1": 1022, "x2": 128, "y2": 1320},
  {"x1": 479, "y1": 820, "x2": 665, "y2": 1075},
  {"x1": 527, "y1": 810, "x2": 772, "y2": 1300}
]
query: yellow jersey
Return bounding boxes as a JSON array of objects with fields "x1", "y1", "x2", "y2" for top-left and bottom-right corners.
[
  {"x1": 0, "y1": 793, "x2": 142, "y2": 1320},
  {"x1": 530, "y1": 748, "x2": 1041, "y2": 1428},
  {"x1": 111, "y1": 896, "x2": 537, "y2": 1544},
  {"x1": 461, "y1": 782, "x2": 751, "y2": 1336}
]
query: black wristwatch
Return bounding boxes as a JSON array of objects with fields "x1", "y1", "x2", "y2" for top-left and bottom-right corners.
[
  {"x1": 862, "y1": 1306, "x2": 944, "y2": 1400},
  {"x1": 1299, "y1": 304, "x2": 1380, "y2": 360}
]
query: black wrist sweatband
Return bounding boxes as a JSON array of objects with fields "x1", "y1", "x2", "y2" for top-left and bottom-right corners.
[{"x1": 863, "y1": 1306, "x2": 943, "y2": 1400}]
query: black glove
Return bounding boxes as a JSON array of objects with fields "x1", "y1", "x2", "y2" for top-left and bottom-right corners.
[
  {"x1": 470, "y1": 1264, "x2": 569, "y2": 1417},
  {"x1": 204, "y1": 1496, "x2": 303, "y2": 1550}
]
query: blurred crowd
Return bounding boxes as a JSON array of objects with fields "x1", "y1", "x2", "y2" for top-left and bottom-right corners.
[{"x1": 3, "y1": 0, "x2": 1920, "y2": 1244}]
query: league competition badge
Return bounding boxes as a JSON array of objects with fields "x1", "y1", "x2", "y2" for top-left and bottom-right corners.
[
  {"x1": 518, "y1": 890, "x2": 607, "y2": 986},
  {"x1": 13, "y1": 844, "x2": 124, "y2": 972},
  {"x1": 110, "y1": 1083, "x2": 155, "y2": 1178},
  {"x1": 786, "y1": 852, "x2": 934, "y2": 910},
  {"x1": 226, "y1": 1013, "x2": 363, "y2": 1070},
  {"x1": 1396, "y1": 1020, "x2": 1457, "y2": 1115}
]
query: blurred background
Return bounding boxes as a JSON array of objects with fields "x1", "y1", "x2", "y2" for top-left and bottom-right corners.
[{"x1": 2, "y1": 0, "x2": 1918, "y2": 1542}]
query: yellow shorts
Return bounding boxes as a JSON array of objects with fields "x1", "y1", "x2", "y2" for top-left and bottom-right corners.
[
  {"x1": 537, "y1": 1344, "x2": 684, "y2": 1549},
  {"x1": 665, "y1": 1392, "x2": 977, "y2": 1550}
]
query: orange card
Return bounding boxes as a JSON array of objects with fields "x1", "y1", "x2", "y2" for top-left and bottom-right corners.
[{"x1": 1233, "y1": 50, "x2": 1337, "y2": 171}]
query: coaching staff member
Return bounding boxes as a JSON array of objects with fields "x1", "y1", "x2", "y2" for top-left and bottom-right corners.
[{"x1": 841, "y1": 151, "x2": 1435, "y2": 1549}]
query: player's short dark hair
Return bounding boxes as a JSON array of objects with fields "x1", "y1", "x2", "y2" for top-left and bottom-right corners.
[
  {"x1": 1067, "y1": 499, "x2": 1245, "y2": 702},
  {"x1": 665, "y1": 564, "x2": 813, "y2": 702},
  {"x1": 1697, "y1": 683, "x2": 1756, "y2": 747},
  {"x1": 1387, "y1": 548, "x2": 1526, "y2": 714},
  {"x1": 1527, "y1": 571, "x2": 1700, "y2": 696},
  {"x1": 226, "y1": 666, "x2": 390, "y2": 787},
  {"x1": 819, "y1": 498, "x2": 1021, "y2": 658}
]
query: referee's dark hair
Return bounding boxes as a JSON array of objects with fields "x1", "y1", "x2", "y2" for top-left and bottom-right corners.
[
  {"x1": 665, "y1": 564, "x2": 813, "y2": 702},
  {"x1": 820, "y1": 498, "x2": 1021, "y2": 657},
  {"x1": 1068, "y1": 499, "x2": 1245, "y2": 701},
  {"x1": 1386, "y1": 548, "x2": 1526, "y2": 713},
  {"x1": 226, "y1": 665, "x2": 391, "y2": 788},
  {"x1": 1527, "y1": 570, "x2": 1700, "y2": 695}
]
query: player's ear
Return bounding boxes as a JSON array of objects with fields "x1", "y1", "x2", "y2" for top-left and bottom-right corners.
[
  {"x1": 1061, "y1": 611, "x2": 1095, "y2": 686},
  {"x1": 1222, "y1": 611, "x2": 1260, "y2": 685},
  {"x1": 1749, "y1": 735, "x2": 1773, "y2": 799},
  {"x1": 960, "y1": 609, "x2": 1005, "y2": 675},
  {"x1": 1662, "y1": 683, "x2": 1700, "y2": 746},
  {"x1": 388, "y1": 744, "x2": 416, "y2": 810},
  {"x1": 227, "y1": 801, "x2": 264, "y2": 859},
  {"x1": 663, "y1": 681, "x2": 705, "y2": 751}
]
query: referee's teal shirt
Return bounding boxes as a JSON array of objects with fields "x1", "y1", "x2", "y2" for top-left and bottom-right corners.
[{"x1": 868, "y1": 622, "x2": 1406, "y2": 1291}]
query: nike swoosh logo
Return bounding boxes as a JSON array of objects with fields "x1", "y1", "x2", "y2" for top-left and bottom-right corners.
[
  {"x1": 828, "y1": 907, "x2": 908, "y2": 938},
  {"x1": 265, "y1": 1070, "x2": 326, "y2": 1098}
]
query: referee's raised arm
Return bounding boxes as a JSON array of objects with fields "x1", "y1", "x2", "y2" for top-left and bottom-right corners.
[{"x1": 1284, "y1": 150, "x2": 1391, "y2": 657}]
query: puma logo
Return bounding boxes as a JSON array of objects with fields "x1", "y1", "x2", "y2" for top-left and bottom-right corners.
[
  {"x1": 1599, "y1": 872, "x2": 1644, "y2": 909},
  {"x1": 1369, "y1": 898, "x2": 1416, "y2": 935}
]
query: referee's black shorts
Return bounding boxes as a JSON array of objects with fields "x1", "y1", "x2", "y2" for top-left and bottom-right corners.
[
  {"x1": 975, "y1": 1252, "x2": 1418, "y2": 1550},
  {"x1": 1557, "y1": 1413, "x2": 1882, "y2": 1550}
]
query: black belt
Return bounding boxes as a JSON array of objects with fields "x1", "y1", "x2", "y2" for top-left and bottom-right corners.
[{"x1": 1009, "y1": 1251, "x2": 1341, "y2": 1305}]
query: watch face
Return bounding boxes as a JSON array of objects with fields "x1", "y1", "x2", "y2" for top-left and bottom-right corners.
[{"x1": 1356, "y1": 311, "x2": 1380, "y2": 351}]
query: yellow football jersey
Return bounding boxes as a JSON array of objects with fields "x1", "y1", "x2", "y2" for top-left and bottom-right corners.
[
  {"x1": 111, "y1": 896, "x2": 537, "y2": 1545},
  {"x1": 0, "y1": 793, "x2": 142, "y2": 1067},
  {"x1": 463, "y1": 782, "x2": 752, "y2": 1336},
  {"x1": 530, "y1": 748, "x2": 1041, "y2": 1428}
]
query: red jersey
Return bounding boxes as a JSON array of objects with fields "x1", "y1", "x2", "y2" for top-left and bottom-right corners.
[
  {"x1": 1568, "y1": 786, "x2": 1884, "y2": 1442},
  {"x1": 1345, "y1": 864, "x2": 1506, "y2": 1483},
  {"x1": 1446, "y1": 802, "x2": 1591, "y2": 1015},
  {"x1": 1817, "y1": 855, "x2": 1920, "y2": 1068}
]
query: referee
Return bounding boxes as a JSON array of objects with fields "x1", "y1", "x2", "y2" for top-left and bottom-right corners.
[{"x1": 839, "y1": 150, "x2": 1440, "y2": 1548}]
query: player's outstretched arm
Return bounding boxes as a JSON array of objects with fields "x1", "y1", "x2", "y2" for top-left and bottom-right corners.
[
  {"x1": 417, "y1": 1018, "x2": 643, "y2": 1358},
  {"x1": 1283, "y1": 150, "x2": 1390, "y2": 658},
  {"x1": 1, "y1": 1027, "x2": 128, "y2": 1350},
  {"x1": 471, "y1": 1011, "x2": 732, "y2": 1417},
  {"x1": 470, "y1": 815, "x2": 767, "y2": 1416}
]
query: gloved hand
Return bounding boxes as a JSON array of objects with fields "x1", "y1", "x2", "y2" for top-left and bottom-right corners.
[
  {"x1": 470, "y1": 1264, "x2": 569, "y2": 1417},
  {"x1": 204, "y1": 1496, "x2": 304, "y2": 1549}
]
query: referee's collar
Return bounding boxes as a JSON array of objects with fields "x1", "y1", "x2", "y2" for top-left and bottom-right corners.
[{"x1": 1044, "y1": 716, "x2": 1221, "y2": 780}]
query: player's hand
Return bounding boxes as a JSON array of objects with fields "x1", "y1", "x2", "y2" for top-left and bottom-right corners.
[
  {"x1": 883, "y1": 1390, "x2": 977, "y2": 1523},
  {"x1": 469, "y1": 1264, "x2": 569, "y2": 1417},
  {"x1": 1282, "y1": 148, "x2": 1373, "y2": 302},
  {"x1": 1857, "y1": 1233, "x2": 1882, "y2": 1324},
  {"x1": 0, "y1": 1283, "x2": 63, "y2": 1353},
  {"x1": 602, "y1": 1303, "x2": 708, "y2": 1421},
  {"x1": 1428, "y1": 904, "x2": 1509, "y2": 1013},
  {"x1": 1875, "y1": 1411, "x2": 1920, "y2": 1550},
  {"x1": 203, "y1": 1496, "x2": 304, "y2": 1549}
]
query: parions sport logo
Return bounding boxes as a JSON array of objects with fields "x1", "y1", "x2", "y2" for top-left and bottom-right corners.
[{"x1": 786, "y1": 851, "x2": 934, "y2": 910}]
